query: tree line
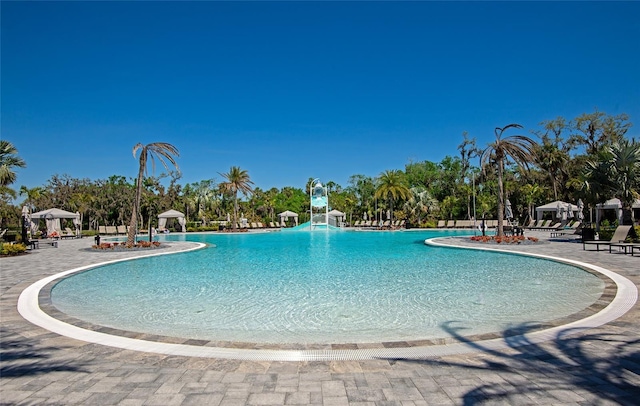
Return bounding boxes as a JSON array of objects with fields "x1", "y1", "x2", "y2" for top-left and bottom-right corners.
[{"x1": 1, "y1": 109, "x2": 638, "y2": 238}]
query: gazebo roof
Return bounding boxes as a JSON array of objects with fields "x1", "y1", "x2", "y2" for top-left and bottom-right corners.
[
  {"x1": 30, "y1": 208, "x2": 80, "y2": 219},
  {"x1": 278, "y1": 210, "x2": 298, "y2": 217},
  {"x1": 158, "y1": 209, "x2": 185, "y2": 218}
]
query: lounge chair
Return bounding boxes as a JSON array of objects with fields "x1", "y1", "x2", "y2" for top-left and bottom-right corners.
[
  {"x1": 437, "y1": 220, "x2": 445, "y2": 228},
  {"x1": 609, "y1": 242, "x2": 640, "y2": 255},
  {"x1": 583, "y1": 225, "x2": 634, "y2": 251},
  {"x1": 105, "y1": 226, "x2": 118, "y2": 235},
  {"x1": 550, "y1": 221, "x2": 582, "y2": 238},
  {"x1": 446, "y1": 220, "x2": 455, "y2": 228},
  {"x1": 61, "y1": 227, "x2": 76, "y2": 239},
  {"x1": 98, "y1": 225, "x2": 107, "y2": 234},
  {"x1": 117, "y1": 225, "x2": 127, "y2": 234}
]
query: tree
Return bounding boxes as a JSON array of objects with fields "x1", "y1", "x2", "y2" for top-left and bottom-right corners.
[
  {"x1": 532, "y1": 117, "x2": 572, "y2": 201},
  {"x1": 219, "y1": 166, "x2": 254, "y2": 230},
  {"x1": 479, "y1": 124, "x2": 535, "y2": 236},
  {"x1": 374, "y1": 170, "x2": 411, "y2": 223},
  {"x1": 0, "y1": 140, "x2": 26, "y2": 186},
  {"x1": 571, "y1": 110, "x2": 631, "y2": 155},
  {"x1": 127, "y1": 143, "x2": 180, "y2": 246},
  {"x1": 403, "y1": 187, "x2": 438, "y2": 225},
  {"x1": 584, "y1": 139, "x2": 640, "y2": 225},
  {"x1": 19, "y1": 186, "x2": 45, "y2": 212}
]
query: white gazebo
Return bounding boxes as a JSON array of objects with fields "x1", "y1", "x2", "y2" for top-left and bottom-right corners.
[
  {"x1": 596, "y1": 198, "x2": 640, "y2": 225},
  {"x1": 278, "y1": 210, "x2": 299, "y2": 227},
  {"x1": 328, "y1": 209, "x2": 345, "y2": 227},
  {"x1": 158, "y1": 209, "x2": 186, "y2": 232},
  {"x1": 535, "y1": 201, "x2": 577, "y2": 221},
  {"x1": 30, "y1": 208, "x2": 81, "y2": 236}
]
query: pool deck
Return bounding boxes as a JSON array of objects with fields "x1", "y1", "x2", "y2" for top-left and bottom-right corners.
[{"x1": 1, "y1": 231, "x2": 639, "y2": 405}]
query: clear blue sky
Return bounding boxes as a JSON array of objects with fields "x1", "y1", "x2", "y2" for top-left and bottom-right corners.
[{"x1": 2, "y1": 1, "x2": 639, "y2": 193}]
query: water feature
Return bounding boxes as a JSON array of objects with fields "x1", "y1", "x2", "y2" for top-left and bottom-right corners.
[{"x1": 51, "y1": 230, "x2": 604, "y2": 344}]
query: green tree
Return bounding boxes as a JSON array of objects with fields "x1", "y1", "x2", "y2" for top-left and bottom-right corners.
[
  {"x1": 479, "y1": 124, "x2": 535, "y2": 236},
  {"x1": 374, "y1": 170, "x2": 411, "y2": 223},
  {"x1": 127, "y1": 143, "x2": 180, "y2": 245},
  {"x1": 0, "y1": 140, "x2": 26, "y2": 186},
  {"x1": 19, "y1": 186, "x2": 45, "y2": 212},
  {"x1": 584, "y1": 139, "x2": 640, "y2": 225},
  {"x1": 571, "y1": 110, "x2": 631, "y2": 155},
  {"x1": 219, "y1": 166, "x2": 254, "y2": 230},
  {"x1": 403, "y1": 187, "x2": 438, "y2": 225},
  {"x1": 532, "y1": 117, "x2": 572, "y2": 201}
]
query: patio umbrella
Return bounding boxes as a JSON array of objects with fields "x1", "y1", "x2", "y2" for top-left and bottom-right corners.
[
  {"x1": 73, "y1": 211, "x2": 81, "y2": 236},
  {"x1": 567, "y1": 204, "x2": 574, "y2": 219},
  {"x1": 577, "y1": 199, "x2": 585, "y2": 221},
  {"x1": 556, "y1": 202, "x2": 563, "y2": 219},
  {"x1": 363, "y1": 212, "x2": 368, "y2": 221},
  {"x1": 505, "y1": 199, "x2": 513, "y2": 220},
  {"x1": 21, "y1": 206, "x2": 29, "y2": 242}
]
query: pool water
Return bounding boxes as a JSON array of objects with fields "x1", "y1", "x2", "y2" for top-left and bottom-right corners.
[{"x1": 51, "y1": 230, "x2": 604, "y2": 344}]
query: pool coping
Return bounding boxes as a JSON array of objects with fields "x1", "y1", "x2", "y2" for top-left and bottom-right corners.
[{"x1": 17, "y1": 237, "x2": 638, "y2": 361}]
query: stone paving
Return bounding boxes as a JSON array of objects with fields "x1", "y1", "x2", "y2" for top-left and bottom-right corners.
[{"x1": 1, "y1": 231, "x2": 639, "y2": 405}]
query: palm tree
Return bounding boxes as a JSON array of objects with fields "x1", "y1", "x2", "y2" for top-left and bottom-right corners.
[
  {"x1": 374, "y1": 170, "x2": 411, "y2": 223},
  {"x1": 219, "y1": 166, "x2": 254, "y2": 230},
  {"x1": 584, "y1": 139, "x2": 640, "y2": 225},
  {"x1": 127, "y1": 143, "x2": 179, "y2": 245},
  {"x1": 0, "y1": 140, "x2": 27, "y2": 186},
  {"x1": 19, "y1": 185, "x2": 45, "y2": 211},
  {"x1": 479, "y1": 124, "x2": 535, "y2": 236}
]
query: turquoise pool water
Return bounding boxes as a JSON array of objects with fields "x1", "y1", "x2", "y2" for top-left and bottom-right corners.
[{"x1": 51, "y1": 230, "x2": 604, "y2": 344}]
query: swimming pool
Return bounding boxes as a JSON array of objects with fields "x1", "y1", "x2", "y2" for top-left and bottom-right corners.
[{"x1": 51, "y1": 230, "x2": 604, "y2": 344}]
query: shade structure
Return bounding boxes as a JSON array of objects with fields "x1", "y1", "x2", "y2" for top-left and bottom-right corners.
[
  {"x1": 30, "y1": 208, "x2": 81, "y2": 235},
  {"x1": 535, "y1": 201, "x2": 577, "y2": 221},
  {"x1": 505, "y1": 199, "x2": 513, "y2": 220},
  {"x1": 328, "y1": 209, "x2": 345, "y2": 227},
  {"x1": 158, "y1": 209, "x2": 186, "y2": 232},
  {"x1": 595, "y1": 198, "x2": 640, "y2": 225},
  {"x1": 577, "y1": 199, "x2": 585, "y2": 221},
  {"x1": 328, "y1": 209, "x2": 345, "y2": 219},
  {"x1": 278, "y1": 210, "x2": 299, "y2": 226}
]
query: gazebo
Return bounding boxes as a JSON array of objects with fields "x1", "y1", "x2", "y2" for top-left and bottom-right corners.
[
  {"x1": 535, "y1": 201, "x2": 577, "y2": 221},
  {"x1": 158, "y1": 209, "x2": 186, "y2": 232},
  {"x1": 278, "y1": 210, "x2": 299, "y2": 227},
  {"x1": 328, "y1": 209, "x2": 345, "y2": 227},
  {"x1": 30, "y1": 208, "x2": 81, "y2": 236},
  {"x1": 596, "y1": 198, "x2": 640, "y2": 225}
]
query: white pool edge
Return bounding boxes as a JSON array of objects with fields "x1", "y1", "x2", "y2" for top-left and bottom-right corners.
[{"x1": 17, "y1": 237, "x2": 637, "y2": 362}]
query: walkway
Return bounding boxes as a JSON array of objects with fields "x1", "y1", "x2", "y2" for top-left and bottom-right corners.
[{"x1": 1, "y1": 232, "x2": 639, "y2": 405}]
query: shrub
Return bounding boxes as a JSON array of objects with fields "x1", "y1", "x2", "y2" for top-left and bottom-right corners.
[
  {"x1": 421, "y1": 220, "x2": 437, "y2": 228},
  {"x1": 1, "y1": 243, "x2": 27, "y2": 256}
]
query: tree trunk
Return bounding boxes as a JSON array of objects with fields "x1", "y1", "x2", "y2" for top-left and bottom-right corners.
[
  {"x1": 127, "y1": 165, "x2": 145, "y2": 245},
  {"x1": 497, "y1": 159, "x2": 505, "y2": 237}
]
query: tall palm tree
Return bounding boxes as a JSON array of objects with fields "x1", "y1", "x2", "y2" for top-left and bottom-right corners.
[
  {"x1": 219, "y1": 166, "x2": 254, "y2": 230},
  {"x1": 127, "y1": 143, "x2": 179, "y2": 245},
  {"x1": 479, "y1": 124, "x2": 535, "y2": 236},
  {"x1": 0, "y1": 140, "x2": 27, "y2": 186},
  {"x1": 374, "y1": 170, "x2": 411, "y2": 223}
]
